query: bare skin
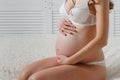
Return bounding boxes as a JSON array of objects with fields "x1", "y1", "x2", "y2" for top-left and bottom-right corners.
[{"x1": 18, "y1": 0, "x2": 109, "y2": 80}]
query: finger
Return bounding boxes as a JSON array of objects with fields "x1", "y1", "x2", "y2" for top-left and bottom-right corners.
[
  {"x1": 63, "y1": 25, "x2": 77, "y2": 32},
  {"x1": 59, "y1": 28, "x2": 67, "y2": 36},
  {"x1": 59, "y1": 27, "x2": 67, "y2": 36},
  {"x1": 64, "y1": 19, "x2": 76, "y2": 28},
  {"x1": 62, "y1": 22, "x2": 77, "y2": 31},
  {"x1": 64, "y1": 25, "x2": 76, "y2": 31},
  {"x1": 64, "y1": 17, "x2": 76, "y2": 27},
  {"x1": 57, "y1": 57, "x2": 63, "y2": 63},
  {"x1": 63, "y1": 18, "x2": 76, "y2": 28},
  {"x1": 58, "y1": 25, "x2": 66, "y2": 35},
  {"x1": 61, "y1": 27, "x2": 73, "y2": 35},
  {"x1": 63, "y1": 28, "x2": 75, "y2": 35},
  {"x1": 57, "y1": 56, "x2": 61, "y2": 60},
  {"x1": 57, "y1": 58, "x2": 61, "y2": 63},
  {"x1": 64, "y1": 21, "x2": 77, "y2": 29},
  {"x1": 69, "y1": 23, "x2": 77, "y2": 28},
  {"x1": 63, "y1": 18, "x2": 72, "y2": 25},
  {"x1": 63, "y1": 21, "x2": 71, "y2": 26},
  {"x1": 64, "y1": 18, "x2": 72, "y2": 24},
  {"x1": 64, "y1": 20, "x2": 73, "y2": 27},
  {"x1": 60, "y1": 25, "x2": 77, "y2": 36}
]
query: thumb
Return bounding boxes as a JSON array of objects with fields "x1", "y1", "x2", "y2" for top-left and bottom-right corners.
[{"x1": 57, "y1": 56, "x2": 61, "y2": 62}]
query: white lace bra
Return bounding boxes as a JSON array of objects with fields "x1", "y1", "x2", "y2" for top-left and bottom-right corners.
[{"x1": 59, "y1": 0, "x2": 96, "y2": 27}]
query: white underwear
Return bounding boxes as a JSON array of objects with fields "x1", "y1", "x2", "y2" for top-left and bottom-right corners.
[{"x1": 86, "y1": 60, "x2": 106, "y2": 67}]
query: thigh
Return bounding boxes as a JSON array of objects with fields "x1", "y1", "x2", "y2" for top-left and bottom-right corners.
[
  {"x1": 28, "y1": 63, "x2": 107, "y2": 80},
  {"x1": 18, "y1": 56, "x2": 61, "y2": 80}
]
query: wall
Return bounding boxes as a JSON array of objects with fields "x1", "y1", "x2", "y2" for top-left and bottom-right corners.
[{"x1": 0, "y1": 0, "x2": 119, "y2": 37}]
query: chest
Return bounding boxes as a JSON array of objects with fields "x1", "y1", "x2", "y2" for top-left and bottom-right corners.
[
  {"x1": 64, "y1": 0, "x2": 89, "y2": 15},
  {"x1": 59, "y1": 0, "x2": 90, "y2": 19},
  {"x1": 59, "y1": 0, "x2": 96, "y2": 27}
]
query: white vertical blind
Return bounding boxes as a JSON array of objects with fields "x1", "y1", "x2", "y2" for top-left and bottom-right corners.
[
  {"x1": 52, "y1": 11, "x2": 60, "y2": 34},
  {"x1": 0, "y1": 10, "x2": 44, "y2": 34},
  {"x1": 114, "y1": 10, "x2": 120, "y2": 36},
  {"x1": 0, "y1": 0, "x2": 119, "y2": 37},
  {"x1": 51, "y1": 0, "x2": 120, "y2": 37},
  {"x1": 52, "y1": 0, "x2": 63, "y2": 34},
  {"x1": 0, "y1": 0, "x2": 52, "y2": 35},
  {"x1": 112, "y1": 0, "x2": 120, "y2": 36}
]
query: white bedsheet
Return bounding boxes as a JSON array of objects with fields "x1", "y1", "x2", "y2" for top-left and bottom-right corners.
[{"x1": 0, "y1": 34, "x2": 120, "y2": 80}]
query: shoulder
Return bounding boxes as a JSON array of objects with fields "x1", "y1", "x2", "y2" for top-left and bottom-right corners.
[
  {"x1": 94, "y1": 0, "x2": 109, "y2": 7},
  {"x1": 93, "y1": 0, "x2": 109, "y2": 13}
]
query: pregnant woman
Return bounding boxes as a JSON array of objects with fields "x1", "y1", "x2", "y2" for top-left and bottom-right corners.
[{"x1": 18, "y1": 0, "x2": 114, "y2": 80}]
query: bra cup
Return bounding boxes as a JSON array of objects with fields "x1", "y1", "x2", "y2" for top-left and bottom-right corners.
[
  {"x1": 70, "y1": 8, "x2": 90, "y2": 24},
  {"x1": 59, "y1": 0, "x2": 96, "y2": 27}
]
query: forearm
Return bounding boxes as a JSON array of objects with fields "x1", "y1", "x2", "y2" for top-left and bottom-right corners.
[{"x1": 69, "y1": 37, "x2": 107, "y2": 64}]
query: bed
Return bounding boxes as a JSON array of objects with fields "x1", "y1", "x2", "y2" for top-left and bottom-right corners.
[{"x1": 0, "y1": 34, "x2": 120, "y2": 80}]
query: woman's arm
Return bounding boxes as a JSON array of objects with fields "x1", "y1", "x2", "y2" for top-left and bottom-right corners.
[{"x1": 68, "y1": 0, "x2": 109, "y2": 64}]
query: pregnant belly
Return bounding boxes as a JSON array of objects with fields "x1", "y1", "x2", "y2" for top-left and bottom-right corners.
[{"x1": 55, "y1": 26, "x2": 96, "y2": 57}]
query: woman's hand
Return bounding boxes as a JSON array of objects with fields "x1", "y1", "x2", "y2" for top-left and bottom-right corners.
[
  {"x1": 57, "y1": 17, "x2": 77, "y2": 36},
  {"x1": 57, "y1": 55, "x2": 75, "y2": 65}
]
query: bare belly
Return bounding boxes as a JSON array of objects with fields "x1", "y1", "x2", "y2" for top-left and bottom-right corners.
[{"x1": 55, "y1": 25, "x2": 105, "y2": 63}]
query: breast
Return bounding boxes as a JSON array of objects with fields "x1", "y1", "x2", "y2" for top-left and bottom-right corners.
[
  {"x1": 69, "y1": 8, "x2": 96, "y2": 26},
  {"x1": 59, "y1": 2, "x2": 96, "y2": 27}
]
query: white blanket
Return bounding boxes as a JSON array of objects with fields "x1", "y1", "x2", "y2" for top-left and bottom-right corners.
[{"x1": 0, "y1": 34, "x2": 120, "y2": 80}]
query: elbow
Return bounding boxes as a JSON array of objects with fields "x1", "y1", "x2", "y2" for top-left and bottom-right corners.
[
  {"x1": 101, "y1": 41, "x2": 108, "y2": 47},
  {"x1": 98, "y1": 40, "x2": 108, "y2": 48},
  {"x1": 95, "y1": 37, "x2": 108, "y2": 48}
]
